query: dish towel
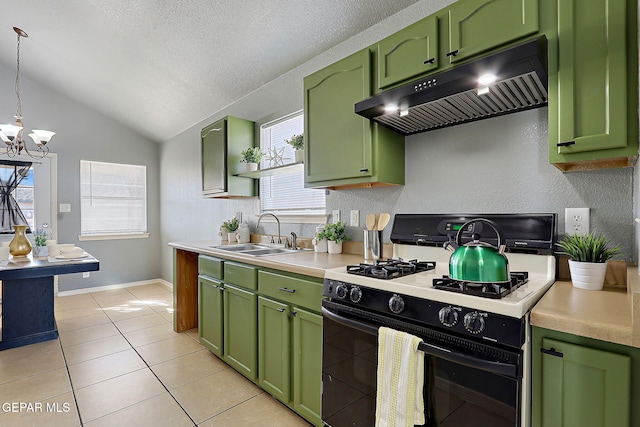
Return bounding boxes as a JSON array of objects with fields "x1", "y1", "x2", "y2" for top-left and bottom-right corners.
[{"x1": 375, "y1": 326, "x2": 425, "y2": 427}]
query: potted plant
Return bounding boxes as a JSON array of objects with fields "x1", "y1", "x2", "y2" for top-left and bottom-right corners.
[
  {"x1": 284, "y1": 134, "x2": 304, "y2": 163},
  {"x1": 556, "y1": 231, "x2": 621, "y2": 290},
  {"x1": 240, "y1": 147, "x2": 264, "y2": 172},
  {"x1": 33, "y1": 228, "x2": 48, "y2": 257},
  {"x1": 318, "y1": 221, "x2": 350, "y2": 254},
  {"x1": 222, "y1": 217, "x2": 240, "y2": 243}
]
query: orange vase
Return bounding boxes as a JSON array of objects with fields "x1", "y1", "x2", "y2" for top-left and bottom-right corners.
[{"x1": 9, "y1": 225, "x2": 32, "y2": 257}]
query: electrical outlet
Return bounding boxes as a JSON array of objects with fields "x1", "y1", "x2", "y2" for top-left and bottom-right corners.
[
  {"x1": 235, "y1": 212, "x2": 242, "y2": 223},
  {"x1": 565, "y1": 208, "x2": 590, "y2": 235},
  {"x1": 83, "y1": 272, "x2": 90, "y2": 278},
  {"x1": 350, "y1": 210, "x2": 360, "y2": 227},
  {"x1": 332, "y1": 210, "x2": 340, "y2": 223}
]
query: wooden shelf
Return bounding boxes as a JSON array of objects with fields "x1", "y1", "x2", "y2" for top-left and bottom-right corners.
[{"x1": 235, "y1": 162, "x2": 303, "y2": 179}]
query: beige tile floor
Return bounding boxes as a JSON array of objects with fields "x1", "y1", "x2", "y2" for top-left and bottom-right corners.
[{"x1": 0, "y1": 283, "x2": 311, "y2": 426}]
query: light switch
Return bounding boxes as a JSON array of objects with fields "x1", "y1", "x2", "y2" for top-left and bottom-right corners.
[{"x1": 59, "y1": 203, "x2": 71, "y2": 213}]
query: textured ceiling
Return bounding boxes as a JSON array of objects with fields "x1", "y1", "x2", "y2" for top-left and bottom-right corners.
[{"x1": 0, "y1": 0, "x2": 421, "y2": 142}]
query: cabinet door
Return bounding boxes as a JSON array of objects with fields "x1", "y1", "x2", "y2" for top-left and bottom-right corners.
[
  {"x1": 377, "y1": 15, "x2": 438, "y2": 89},
  {"x1": 223, "y1": 284, "x2": 257, "y2": 381},
  {"x1": 292, "y1": 307, "x2": 322, "y2": 426},
  {"x1": 304, "y1": 49, "x2": 372, "y2": 184},
  {"x1": 448, "y1": 0, "x2": 538, "y2": 62},
  {"x1": 540, "y1": 338, "x2": 630, "y2": 427},
  {"x1": 258, "y1": 296, "x2": 290, "y2": 404},
  {"x1": 198, "y1": 276, "x2": 224, "y2": 357},
  {"x1": 201, "y1": 118, "x2": 226, "y2": 195},
  {"x1": 553, "y1": 0, "x2": 627, "y2": 155}
]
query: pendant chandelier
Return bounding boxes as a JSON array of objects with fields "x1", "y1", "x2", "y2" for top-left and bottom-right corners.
[{"x1": 0, "y1": 27, "x2": 55, "y2": 159}]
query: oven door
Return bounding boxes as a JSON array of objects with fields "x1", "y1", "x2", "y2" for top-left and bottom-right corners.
[{"x1": 321, "y1": 300, "x2": 522, "y2": 427}]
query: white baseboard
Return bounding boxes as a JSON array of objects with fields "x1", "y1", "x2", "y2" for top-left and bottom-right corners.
[{"x1": 57, "y1": 278, "x2": 173, "y2": 297}]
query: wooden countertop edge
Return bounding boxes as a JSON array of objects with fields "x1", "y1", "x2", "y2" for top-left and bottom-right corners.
[
  {"x1": 169, "y1": 240, "x2": 365, "y2": 279},
  {"x1": 531, "y1": 279, "x2": 637, "y2": 348}
]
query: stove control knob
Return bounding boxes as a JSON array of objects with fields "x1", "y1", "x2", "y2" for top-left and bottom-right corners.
[
  {"x1": 438, "y1": 306, "x2": 459, "y2": 327},
  {"x1": 350, "y1": 286, "x2": 363, "y2": 303},
  {"x1": 463, "y1": 311, "x2": 486, "y2": 334},
  {"x1": 335, "y1": 284, "x2": 349, "y2": 299},
  {"x1": 388, "y1": 294, "x2": 405, "y2": 314}
]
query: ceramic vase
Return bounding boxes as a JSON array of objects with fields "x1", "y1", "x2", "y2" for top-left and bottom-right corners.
[
  {"x1": 568, "y1": 260, "x2": 607, "y2": 291},
  {"x1": 10, "y1": 224, "x2": 32, "y2": 257},
  {"x1": 228, "y1": 232, "x2": 238, "y2": 243},
  {"x1": 327, "y1": 240, "x2": 342, "y2": 254},
  {"x1": 294, "y1": 150, "x2": 304, "y2": 163},
  {"x1": 246, "y1": 162, "x2": 258, "y2": 172},
  {"x1": 33, "y1": 246, "x2": 49, "y2": 257}
]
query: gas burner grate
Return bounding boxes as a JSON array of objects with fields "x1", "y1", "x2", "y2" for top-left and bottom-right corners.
[
  {"x1": 432, "y1": 272, "x2": 529, "y2": 299},
  {"x1": 347, "y1": 259, "x2": 436, "y2": 280}
]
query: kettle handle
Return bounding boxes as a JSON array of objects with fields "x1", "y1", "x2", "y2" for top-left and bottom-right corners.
[{"x1": 455, "y1": 218, "x2": 502, "y2": 249}]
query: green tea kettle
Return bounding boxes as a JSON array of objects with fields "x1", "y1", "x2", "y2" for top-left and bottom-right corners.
[{"x1": 444, "y1": 218, "x2": 510, "y2": 283}]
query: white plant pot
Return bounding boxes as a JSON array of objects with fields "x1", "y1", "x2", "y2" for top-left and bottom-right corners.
[
  {"x1": 245, "y1": 162, "x2": 258, "y2": 172},
  {"x1": 294, "y1": 150, "x2": 304, "y2": 163},
  {"x1": 327, "y1": 241, "x2": 342, "y2": 254},
  {"x1": 227, "y1": 233, "x2": 237, "y2": 243},
  {"x1": 568, "y1": 260, "x2": 607, "y2": 291}
]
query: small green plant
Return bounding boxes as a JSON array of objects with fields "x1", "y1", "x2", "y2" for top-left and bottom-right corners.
[
  {"x1": 221, "y1": 217, "x2": 239, "y2": 233},
  {"x1": 284, "y1": 134, "x2": 304, "y2": 150},
  {"x1": 556, "y1": 231, "x2": 621, "y2": 263},
  {"x1": 240, "y1": 147, "x2": 264, "y2": 163},
  {"x1": 317, "y1": 221, "x2": 350, "y2": 244},
  {"x1": 34, "y1": 229, "x2": 48, "y2": 246}
]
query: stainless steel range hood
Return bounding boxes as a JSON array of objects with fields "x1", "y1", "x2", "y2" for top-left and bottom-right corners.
[{"x1": 355, "y1": 37, "x2": 548, "y2": 136}]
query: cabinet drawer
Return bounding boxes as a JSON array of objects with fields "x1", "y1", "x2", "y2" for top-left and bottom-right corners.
[
  {"x1": 199, "y1": 255, "x2": 223, "y2": 279},
  {"x1": 258, "y1": 271, "x2": 322, "y2": 312},
  {"x1": 224, "y1": 261, "x2": 258, "y2": 290}
]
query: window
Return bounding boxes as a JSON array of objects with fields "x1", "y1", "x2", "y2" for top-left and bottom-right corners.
[
  {"x1": 14, "y1": 168, "x2": 34, "y2": 231},
  {"x1": 80, "y1": 160, "x2": 147, "y2": 239},
  {"x1": 259, "y1": 112, "x2": 325, "y2": 216}
]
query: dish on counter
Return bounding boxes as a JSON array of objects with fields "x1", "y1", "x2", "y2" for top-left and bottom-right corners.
[{"x1": 55, "y1": 252, "x2": 89, "y2": 259}]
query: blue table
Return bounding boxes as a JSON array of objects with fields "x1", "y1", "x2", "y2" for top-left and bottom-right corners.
[{"x1": 0, "y1": 254, "x2": 99, "y2": 350}]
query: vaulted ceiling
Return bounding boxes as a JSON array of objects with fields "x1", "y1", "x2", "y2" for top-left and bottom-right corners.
[{"x1": 0, "y1": 0, "x2": 421, "y2": 142}]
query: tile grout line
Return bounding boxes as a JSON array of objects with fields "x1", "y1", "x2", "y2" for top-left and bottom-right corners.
[{"x1": 107, "y1": 303, "x2": 198, "y2": 426}]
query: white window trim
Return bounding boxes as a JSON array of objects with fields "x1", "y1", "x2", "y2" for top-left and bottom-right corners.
[{"x1": 79, "y1": 232, "x2": 150, "y2": 241}]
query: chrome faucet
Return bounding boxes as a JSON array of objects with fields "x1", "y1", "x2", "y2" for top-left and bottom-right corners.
[{"x1": 257, "y1": 213, "x2": 282, "y2": 244}]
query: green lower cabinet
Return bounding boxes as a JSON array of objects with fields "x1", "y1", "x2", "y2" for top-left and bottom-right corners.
[
  {"x1": 198, "y1": 275, "x2": 223, "y2": 357},
  {"x1": 223, "y1": 284, "x2": 257, "y2": 381},
  {"x1": 292, "y1": 307, "x2": 322, "y2": 426},
  {"x1": 258, "y1": 296, "x2": 290, "y2": 403},
  {"x1": 532, "y1": 327, "x2": 640, "y2": 427}
]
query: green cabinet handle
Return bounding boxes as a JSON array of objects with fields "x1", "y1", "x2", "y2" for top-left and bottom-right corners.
[
  {"x1": 556, "y1": 141, "x2": 575, "y2": 147},
  {"x1": 423, "y1": 57, "x2": 436, "y2": 64},
  {"x1": 446, "y1": 50, "x2": 459, "y2": 57},
  {"x1": 278, "y1": 287, "x2": 296, "y2": 293}
]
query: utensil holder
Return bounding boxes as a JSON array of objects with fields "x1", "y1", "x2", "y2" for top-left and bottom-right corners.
[{"x1": 364, "y1": 230, "x2": 382, "y2": 261}]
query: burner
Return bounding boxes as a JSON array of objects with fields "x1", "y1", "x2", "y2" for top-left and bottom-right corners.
[
  {"x1": 432, "y1": 272, "x2": 529, "y2": 299},
  {"x1": 347, "y1": 259, "x2": 436, "y2": 280}
]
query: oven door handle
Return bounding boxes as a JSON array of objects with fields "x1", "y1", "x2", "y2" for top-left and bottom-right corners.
[{"x1": 322, "y1": 306, "x2": 518, "y2": 378}]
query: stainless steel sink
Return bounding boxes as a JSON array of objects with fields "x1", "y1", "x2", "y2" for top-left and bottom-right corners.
[{"x1": 209, "y1": 243, "x2": 309, "y2": 257}]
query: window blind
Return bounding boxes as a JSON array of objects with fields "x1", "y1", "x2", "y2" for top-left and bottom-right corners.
[
  {"x1": 260, "y1": 112, "x2": 325, "y2": 214},
  {"x1": 80, "y1": 160, "x2": 147, "y2": 235}
]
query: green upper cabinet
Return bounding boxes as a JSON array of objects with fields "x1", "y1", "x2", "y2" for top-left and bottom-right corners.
[
  {"x1": 201, "y1": 116, "x2": 255, "y2": 198},
  {"x1": 548, "y1": 0, "x2": 638, "y2": 171},
  {"x1": 448, "y1": 0, "x2": 539, "y2": 63},
  {"x1": 377, "y1": 15, "x2": 439, "y2": 89},
  {"x1": 304, "y1": 49, "x2": 404, "y2": 189}
]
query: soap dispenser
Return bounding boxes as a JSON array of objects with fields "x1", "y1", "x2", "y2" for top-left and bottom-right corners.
[{"x1": 236, "y1": 223, "x2": 251, "y2": 244}]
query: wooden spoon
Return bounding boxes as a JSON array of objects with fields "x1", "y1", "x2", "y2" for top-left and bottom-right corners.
[
  {"x1": 377, "y1": 213, "x2": 391, "y2": 231},
  {"x1": 365, "y1": 214, "x2": 377, "y2": 230}
]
